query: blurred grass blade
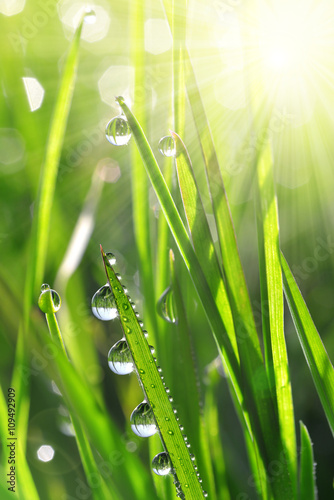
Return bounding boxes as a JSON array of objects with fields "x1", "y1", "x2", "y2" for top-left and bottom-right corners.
[
  {"x1": 24, "y1": 18, "x2": 84, "y2": 319},
  {"x1": 41, "y1": 293, "x2": 118, "y2": 500},
  {"x1": 169, "y1": 250, "x2": 216, "y2": 499},
  {"x1": 101, "y1": 247, "x2": 205, "y2": 499},
  {"x1": 255, "y1": 144, "x2": 297, "y2": 494},
  {"x1": 299, "y1": 422, "x2": 316, "y2": 500},
  {"x1": 281, "y1": 253, "x2": 334, "y2": 435}
]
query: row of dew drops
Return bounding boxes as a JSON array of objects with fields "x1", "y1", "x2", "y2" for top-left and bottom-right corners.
[
  {"x1": 105, "y1": 114, "x2": 176, "y2": 157},
  {"x1": 91, "y1": 253, "x2": 208, "y2": 498}
]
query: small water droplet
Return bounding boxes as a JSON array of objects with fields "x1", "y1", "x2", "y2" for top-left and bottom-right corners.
[
  {"x1": 157, "y1": 286, "x2": 178, "y2": 324},
  {"x1": 143, "y1": 330, "x2": 149, "y2": 338},
  {"x1": 173, "y1": 408, "x2": 177, "y2": 414},
  {"x1": 123, "y1": 304, "x2": 129, "y2": 311},
  {"x1": 91, "y1": 285, "x2": 118, "y2": 321},
  {"x1": 167, "y1": 430, "x2": 173, "y2": 435},
  {"x1": 138, "y1": 320, "x2": 144, "y2": 327},
  {"x1": 130, "y1": 402, "x2": 157, "y2": 437},
  {"x1": 165, "y1": 387, "x2": 170, "y2": 394},
  {"x1": 203, "y1": 492, "x2": 208, "y2": 498},
  {"x1": 138, "y1": 368, "x2": 145, "y2": 375},
  {"x1": 135, "y1": 312, "x2": 139, "y2": 317},
  {"x1": 151, "y1": 384, "x2": 155, "y2": 388},
  {"x1": 165, "y1": 416, "x2": 170, "y2": 421},
  {"x1": 186, "y1": 443, "x2": 191, "y2": 448},
  {"x1": 38, "y1": 289, "x2": 61, "y2": 314},
  {"x1": 40, "y1": 283, "x2": 50, "y2": 292},
  {"x1": 168, "y1": 396, "x2": 173, "y2": 402},
  {"x1": 108, "y1": 340, "x2": 134, "y2": 375},
  {"x1": 158, "y1": 135, "x2": 176, "y2": 157},
  {"x1": 152, "y1": 452, "x2": 172, "y2": 476},
  {"x1": 106, "y1": 252, "x2": 116, "y2": 265},
  {"x1": 190, "y1": 453, "x2": 195, "y2": 461},
  {"x1": 149, "y1": 345, "x2": 155, "y2": 354},
  {"x1": 84, "y1": 8, "x2": 96, "y2": 24},
  {"x1": 115, "y1": 273, "x2": 122, "y2": 280},
  {"x1": 157, "y1": 366, "x2": 162, "y2": 373},
  {"x1": 179, "y1": 425, "x2": 184, "y2": 431},
  {"x1": 106, "y1": 116, "x2": 131, "y2": 146}
]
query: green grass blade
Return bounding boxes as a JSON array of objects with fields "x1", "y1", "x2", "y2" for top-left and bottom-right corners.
[
  {"x1": 172, "y1": 131, "x2": 238, "y2": 362},
  {"x1": 299, "y1": 422, "x2": 316, "y2": 500},
  {"x1": 116, "y1": 97, "x2": 241, "y2": 395},
  {"x1": 40, "y1": 291, "x2": 118, "y2": 500},
  {"x1": 255, "y1": 144, "x2": 297, "y2": 494},
  {"x1": 101, "y1": 246, "x2": 206, "y2": 499},
  {"x1": 169, "y1": 250, "x2": 216, "y2": 499},
  {"x1": 24, "y1": 18, "x2": 84, "y2": 320},
  {"x1": 117, "y1": 97, "x2": 294, "y2": 499},
  {"x1": 281, "y1": 252, "x2": 334, "y2": 435}
]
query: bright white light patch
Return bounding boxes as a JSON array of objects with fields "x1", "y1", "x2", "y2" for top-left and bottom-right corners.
[
  {"x1": 144, "y1": 19, "x2": 172, "y2": 55},
  {"x1": 0, "y1": 0, "x2": 25, "y2": 16},
  {"x1": 22, "y1": 77, "x2": 45, "y2": 112},
  {"x1": 37, "y1": 445, "x2": 55, "y2": 462},
  {"x1": 98, "y1": 65, "x2": 134, "y2": 108}
]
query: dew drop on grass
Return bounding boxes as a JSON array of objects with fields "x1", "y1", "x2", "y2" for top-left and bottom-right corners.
[
  {"x1": 108, "y1": 340, "x2": 134, "y2": 375},
  {"x1": 41, "y1": 283, "x2": 50, "y2": 291},
  {"x1": 38, "y1": 288, "x2": 61, "y2": 314},
  {"x1": 105, "y1": 116, "x2": 131, "y2": 146},
  {"x1": 84, "y1": 8, "x2": 96, "y2": 24},
  {"x1": 158, "y1": 136, "x2": 176, "y2": 157},
  {"x1": 106, "y1": 252, "x2": 116, "y2": 265},
  {"x1": 130, "y1": 402, "x2": 157, "y2": 437},
  {"x1": 157, "y1": 286, "x2": 178, "y2": 324},
  {"x1": 152, "y1": 452, "x2": 172, "y2": 476},
  {"x1": 91, "y1": 285, "x2": 118, "y2": 321}
]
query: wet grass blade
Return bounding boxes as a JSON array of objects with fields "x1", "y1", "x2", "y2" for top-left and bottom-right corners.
[
  {"x1": 101, "y1": 246, "x2": 206, "y2": 499},
  {"x1": 281, "y1": 253, "x2": 334, "y2": 435},
  {"x1": 299, "y1": 422, "x2": 316, "y2": 500},
  {"x1": 116, "y1": 97, "x2": 241, "y2": 397},
  {"x1": 255, "y1": 144, "x2": 297, "y2": 495},
  {"x1": 117, "y1": 97, "x2": 294, "y2": 499}
]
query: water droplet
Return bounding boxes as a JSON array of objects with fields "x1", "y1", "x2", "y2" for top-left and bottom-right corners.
[
  {"x1": 38, "y1": 289, "x2": 61, "y2": 314},
  {"x1": 173, "y1": 408, "x2": 177, "y2": 414},
  {"x1": 106, "y1": 252, "x2": 116, "y2": 265},
  {"x1": 123, "y1": 304, "x2": 129, "y2": 311},
  {"x1": 105, "y1": 116, "x2": 131, "y2": 146},
  {"x1": 168, "y1": 396, "x2": 174, "y2": 402},
  {"x1": 190, "y1": 453, "x2": 195, "y2": 461},
  {"x1": 158, "y1": 135, "x2": 176, "y2": 157},
  {"x1": 157, "y1": 286, "x2": 178, "y2": 324},
  {"x1": 149, "y1": 345, "x2": 155, "y2": 354},
  {"x1": 91, "y1": 285, "x2": 118, "y2": 321},
  {"x1": 138, "y1": 320, "x2": 144, "y2": 327},
  {"x1": 179, "y1": 425, "x2": 184, "y2": 431},
  {"x1": 203, "y1": 492, "x2": 208, "y2": 498},
  {"x1": 165, "y1": 387, "x2": 170, "y2": 394},
  {"x1": 152, "y1": 452, "x2": 172, "y2": 476},
  {"x1": 143, "y1": 330, "x2": 148, "y2": 338},
  {"x1": 167, "y1": 430, "x2": 173, "y2": 435},
  {"x1": 151, "y1": 384, "x2": 155, "y2": 388},
  {"x1": 40, "y1": 283, "x2": 50, "y2": 292},
  {"x1": 157, "y1": 366, "x2": 162, "y2": 373},
  {"x1": 138, "y1": 368, "x2": 145, "y2": 375},
  {"x1": 130, "y1": 402, "x2": 157, "y2": 437},
  {"x1": 108, "y1": 340, "x2": 134, "y2": 375},
  {"x1": 84, "y1": 8, "x2": 96, "y2": 24},
  {"x1": 115, "y1": 273, "x2": 122, "y2": 280}
]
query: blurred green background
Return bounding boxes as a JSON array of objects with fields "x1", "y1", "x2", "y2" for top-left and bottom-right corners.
[{"x1": 0, "y1": 0, "x2": 333, "y2": 498}]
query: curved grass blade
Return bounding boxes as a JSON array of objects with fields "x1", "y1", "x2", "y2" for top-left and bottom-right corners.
[
  {"x1": 38, "y1": 315, "x2": 153, "y2": 500},
  {"x1": 117, "y1": 97, "x2": 295, "y2": 499},
  {"x1": 298, "y1": 422, "x2": 316, "y2": 500},
  {"x1": 281, "y1": 252, "x2": 334, "y2": 435},
  {"x1": 101, "y1": 246, "x2": 206, "y2": 499},
  {"x1": 255, "y1": 144, "x2": 297, "y2": 495},
  {"x1": 13, "y1": 18, "x2": 86, "y2": 490},
  {"x1": 40, "y1": 290, "x2": 119, "y2": 500}
]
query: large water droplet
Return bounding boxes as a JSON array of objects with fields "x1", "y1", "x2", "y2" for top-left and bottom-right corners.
[
  {"x1": 108, "y1": 340, "x2": 134, "y2": 375},
  {"x1": 91, "y1": 285, "x2": 118, "y2": 321},
  {"x1": 106, "y1": 252, "x2": 116, "y2": 265},
  {"x1": 38, "y1": 288, "x2": 61, "y2": 314},
  {"x1": 158, "y1": 136, "x2": 176, "y2": 157},
  {"x1": 157, "y1": 286, "x2": 178, "y2": 324},
  {"x1": 152, "y1": 452, "x2": 172, "y2": 476},
  {"x1": 105, "y1": 116, "x2": 131, "y2": 146},
  {"x1": 130, "y1": 402, "x2": 157, "y2": 437},
  {"x1": 84, "y1": 8, "x2": 96, "y2": 24}
]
